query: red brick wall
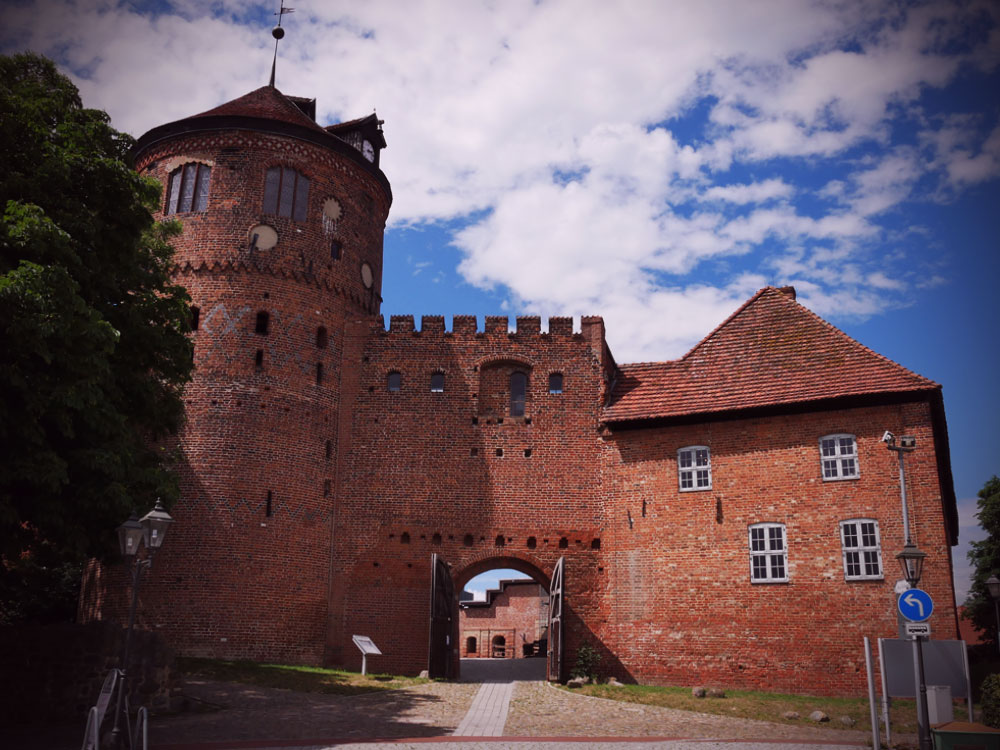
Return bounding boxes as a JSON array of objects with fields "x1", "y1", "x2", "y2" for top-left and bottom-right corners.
[
  {"x1": 594, "y1": 400, "x2": 957, "y2": 694},
  {"x1": 79, "y1": 106, "x2": 960, "y2": 698},
  {"x1": 460, "y1": 582, "x2": 548, "y2": 658}
]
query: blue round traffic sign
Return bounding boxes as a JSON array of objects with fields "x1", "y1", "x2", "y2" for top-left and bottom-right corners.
[{"x1": 898, "y1": 588, "x2": 934, "y2": 622}]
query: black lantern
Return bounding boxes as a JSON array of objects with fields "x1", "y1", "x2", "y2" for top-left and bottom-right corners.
[
  {"x1": 140, "y1": 499, "x2": 174, "y2": 550},
  {"x1": 896, "y1": 542, "x2": 926, "y2": 588},
  {"x1": 987, "y1": 575, "x2": 1000, "y2": 602},
  {"x1": 117, "y1": 512, "x2": 144, "y2": 558}
]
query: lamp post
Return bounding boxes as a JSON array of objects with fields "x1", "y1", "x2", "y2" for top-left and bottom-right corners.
[
  {"x1": 884, "y1": 432, "x2": 930, "y2": 750},
  {"x1": 108, "y1": 500, "x2": 173, "y2": 750},
  {"x1": 987, "y1": 575, "x2": 1000, "y2": 656}
]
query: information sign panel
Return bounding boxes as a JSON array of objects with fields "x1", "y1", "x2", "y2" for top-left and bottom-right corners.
[
  {"x1": 904, "y1": 622, "x2": 930, "y2": 638},
  {"x1": 352, "y1": 635, "x2": 382, "y2": 655}
]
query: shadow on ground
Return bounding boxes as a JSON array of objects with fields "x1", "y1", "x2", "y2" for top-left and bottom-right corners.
[{"x1": 460, "y1": 656, "x2": 546, "y2": 683}]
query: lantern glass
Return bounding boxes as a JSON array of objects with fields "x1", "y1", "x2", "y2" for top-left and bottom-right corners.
[
  {"x1": 140, "y1": 499, "x2": 174, "y2": 550},
  {"x1": 986, "y1": 575, "x2": 1000, "y2": 602},
  {"x1": 117, "y1": 512, "x2": 144, "y2": 557},
  {"x1": 896, "y1": 543, "x2": 926, "y2": 587}
]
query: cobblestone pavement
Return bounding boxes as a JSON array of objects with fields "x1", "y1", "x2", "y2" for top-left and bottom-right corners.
[
  {"x1": 152, "y1": 678, "x2": 481, "y2": 745},
  {"x1": 504, "y1": 682, "x2": 874, "y2": 743},
  {"x1": 144, "y1": 677, "x2": 888, "y2": 749}
]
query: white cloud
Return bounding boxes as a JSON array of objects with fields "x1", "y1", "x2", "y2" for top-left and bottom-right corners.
[
  {"x1": 3, "y1": 0, "x2": 998, "y2": 361},
  {"x1": 703, "y1": 179, "x2": 793, "y2": 204}
]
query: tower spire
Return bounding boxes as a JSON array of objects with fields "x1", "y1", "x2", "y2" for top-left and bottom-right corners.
[{"x1": 268, "y1": 0, "x2": 294, "y2": 88}]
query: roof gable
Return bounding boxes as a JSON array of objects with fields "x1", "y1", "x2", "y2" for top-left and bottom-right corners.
[{"x1": 604, "y1": 286, "x2": 937, "y2": 423}]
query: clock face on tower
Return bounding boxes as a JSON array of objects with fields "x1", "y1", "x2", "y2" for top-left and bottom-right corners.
[{"x1": 362, "y1": 140, "x2": 375, "y2": 163}]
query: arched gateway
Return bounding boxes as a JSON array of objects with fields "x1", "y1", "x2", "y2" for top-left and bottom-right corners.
[{"x1": 79, "y1": 81, "x2": 959, "y2": 698}]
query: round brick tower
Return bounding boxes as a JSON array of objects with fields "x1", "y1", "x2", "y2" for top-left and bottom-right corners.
[{"x1": 131, "y1": 86, "x2": 391, "y2": 661}]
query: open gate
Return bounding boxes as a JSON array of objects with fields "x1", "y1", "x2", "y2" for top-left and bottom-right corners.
[
  {"x1": 428, "y1": 553, "x2": 454, "y2": 679},
  {"x1": 547, "y1": 556, "x2": 564, "y2": 681}
]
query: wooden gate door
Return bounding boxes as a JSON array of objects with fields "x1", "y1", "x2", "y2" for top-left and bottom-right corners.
[
  {"x1": 547, "y1": 556, "x2": 564, "y2": 681},
  {"x1": 428, "y1": 553, "x2": 454, "y2": 679}
]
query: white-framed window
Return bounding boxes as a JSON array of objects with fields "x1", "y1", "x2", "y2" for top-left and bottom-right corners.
[
  {"x1": 749, "y1": 523, "x2": 788, "y2": 583},
  {"x1": 678, "y1": 446, "x2": 711, "y2": 491},
  {"x1": 820, "y1": 434, "x2": 859, "y2": 480},
  {"x1": 840, "y1": 519, "x2": 883, "y2": 580}
]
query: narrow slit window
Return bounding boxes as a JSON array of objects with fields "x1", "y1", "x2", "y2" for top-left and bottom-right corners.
[
  {"x1": 254, "y1": 349, "x2": 264, "y2": 370},
  {"x1": 510, "y1": 371, "x2": 527, "y2": 417},
  {"x1": 315, "y1": 362, "x2": 323, "y2": 384},
  {"x1": 430, "y1": 372, "x2": 445, "y2": 392},
  {"x1": 190, "y1": 306, "x2": 200, "y2": 331},
  {"x1": 330, "y1": 239, "x2": 342, "y2": 260},
  {"x1": 255, "y1": 311, "x2": 270, "y2": 335},
  {"x1": 266, "y1": 490, "x2": 273, "y2": 517},
  {"x1": 316, "y1": 327, "x2": 328, "y2": 349}
]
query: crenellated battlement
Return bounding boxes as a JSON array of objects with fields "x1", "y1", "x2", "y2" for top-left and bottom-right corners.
[{"x1": 376, "y1": 313, "x2": 602, "y2": 338}]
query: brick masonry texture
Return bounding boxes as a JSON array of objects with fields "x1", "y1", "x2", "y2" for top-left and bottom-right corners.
[
  {"x1": 460, "y1": 581, "x2": 549, "y2": 658},
  {"x1": 79, "y1": 86, "x2": 959, "y2": 697}
]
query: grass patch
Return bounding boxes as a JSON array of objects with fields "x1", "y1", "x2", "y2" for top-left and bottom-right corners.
[
  {"x1": 178, "y1": 657, "x2": 429, "y2": 696},
  {"x1": 558, "y1": 682, "x2": 943, "y2": 734}
]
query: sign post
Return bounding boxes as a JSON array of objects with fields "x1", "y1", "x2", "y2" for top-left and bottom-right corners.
[{"x1": 352, "y1": 635, "x2": 382, "y2": 676}]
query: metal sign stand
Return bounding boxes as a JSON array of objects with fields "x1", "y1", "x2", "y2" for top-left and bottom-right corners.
[{"x1": 352, "y1": 635, "x2": 382, "y2": 676}]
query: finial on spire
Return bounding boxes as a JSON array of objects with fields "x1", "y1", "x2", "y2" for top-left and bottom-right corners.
[{"x1": 268, "y1": 0, "x2": 295, "y2": 88}]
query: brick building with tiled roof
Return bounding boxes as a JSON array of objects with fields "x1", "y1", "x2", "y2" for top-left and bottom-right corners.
[{"x1": 81, "y1": 84, "x2": 959, "y2": 697}]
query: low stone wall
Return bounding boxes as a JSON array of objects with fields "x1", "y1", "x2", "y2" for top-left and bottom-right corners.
[{"x1": 0, "y1": 620, "x2": 181, "y2": 726}]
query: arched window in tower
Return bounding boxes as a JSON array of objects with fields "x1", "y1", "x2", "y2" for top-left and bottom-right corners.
[
  {"x1": 263, "y1": 166, "x2": 309, "y2": 221},
  {"x1": 316, "y1": 326, "x2": 328, "y2": 349},
  {"x1": 165, "y1": 163, "x2": 211, "y2": 214},
  {"x1": 255, "y1": 311, "x2": 270, "y2": 335},
  {"x1": 510, "y1": 371, "x2": 527, "y2": 417}
]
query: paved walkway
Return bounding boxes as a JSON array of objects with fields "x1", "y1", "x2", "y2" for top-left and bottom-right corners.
[
  {"x1": 19, "y1": 659, "x2": 905, "y2": 749},
  {"x1": 452, "y1": 681, "x2": 514, "y2": 736}
]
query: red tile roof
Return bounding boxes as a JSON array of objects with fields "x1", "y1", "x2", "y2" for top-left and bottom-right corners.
[
  {"x1": 189, "y1": 85, "x2": 328, "y2": 134},
  {"x1": 603, "y1": 286, "x2": 938, "y2": 423}
]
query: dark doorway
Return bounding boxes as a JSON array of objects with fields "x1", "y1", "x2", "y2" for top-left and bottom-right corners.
[{"x1": 428, "y1": 553, "x2": 455, "y2": 679}]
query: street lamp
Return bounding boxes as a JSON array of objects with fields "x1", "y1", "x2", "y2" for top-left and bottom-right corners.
[
  {"x1": 108, "y1": 500, "x2": 173, "y2": 750},
  {"x1": 884, "y1": 432, "x2": 931, "y2": 750},
  {"x1": 987, "y1": 575, "x2": 1000, "y2": 656}
]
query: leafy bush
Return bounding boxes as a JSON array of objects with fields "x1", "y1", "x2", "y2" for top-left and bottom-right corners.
[
  {"x1": 571, "y1": 641, "x2": 602, "y2": 681},
  {"x1": 982, "y1": 673, "x2": 1000, "y2": 728}
]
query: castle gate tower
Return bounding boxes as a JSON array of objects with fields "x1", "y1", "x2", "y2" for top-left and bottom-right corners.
[{"x1": 128, "y1": 86, "x2": 390, "y2": 661}]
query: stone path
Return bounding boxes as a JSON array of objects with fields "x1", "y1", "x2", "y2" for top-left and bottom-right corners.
[{"x1": 453, "y1": 681, "x2": 514, "y2": 736}]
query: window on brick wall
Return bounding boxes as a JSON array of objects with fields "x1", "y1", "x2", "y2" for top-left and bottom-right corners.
[
  {"x1": 316, "y1": 327, "x2": 328, "y2": 349},
  {"x1": 165, "y1": 163, "x2": 211, "y2": 214},
  {"x1": 263, "y1": 166, "x2": 309, "y2": 221},
  {"x1": 678, "y1": 446, "x2": 711, "y2": 491},
  {"x1": 255, "y1": 311, "x2": 270, "y2": 335},
  {"x1": 430, "y1": 372, "x2": 445, "y2": 392},
  {"x1": 548, "y1": 373, "x2": 563, "y2": 394},
  {"x1": 820, "y1": 434, "x2": 859, "y2": 480},
  {"x1": 840, "y1": 519, "x2": 883, "y2": 580},
  {"x1": 510, "y1": 371, "x2": 527, "y2": 416},
  {"x1": 387, "y1": 371, "x2": 401, "y2": 392},
  {"x1": 749, "y1": 523, "x2": 787, "y2": 583}
]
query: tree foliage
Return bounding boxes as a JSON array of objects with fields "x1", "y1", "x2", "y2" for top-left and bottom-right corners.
[
  {"x1": 964, "y1": 475, "x2": 1000, "y2": 647},
  {"x1": 0, "y1": 53, "x2": 193, "y2": 623}
]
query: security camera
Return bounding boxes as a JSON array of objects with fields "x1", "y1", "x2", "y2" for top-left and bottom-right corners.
[
  {"x1": 900, "y1": 435, "x2": 916, "y2": 449},
  {"x1": 881, "y1": 431, "x2": 895, "y2": 443}
]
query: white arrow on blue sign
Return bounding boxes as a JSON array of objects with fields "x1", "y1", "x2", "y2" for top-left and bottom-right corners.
[{"x1": 897, "y1": 588, "x2": 934, "y2": 622}]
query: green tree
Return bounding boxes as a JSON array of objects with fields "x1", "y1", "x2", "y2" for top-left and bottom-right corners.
[
  {"x1": 964, "y1": 475, "x2": 1000, "y2": 647},
  {"x1": 0, "y1": 53, "x2": 193, "y2": 623}
]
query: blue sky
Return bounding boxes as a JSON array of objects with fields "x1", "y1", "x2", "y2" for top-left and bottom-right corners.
[{"x1": 3, "y1": 0, "x2": 997, "y2": 602}]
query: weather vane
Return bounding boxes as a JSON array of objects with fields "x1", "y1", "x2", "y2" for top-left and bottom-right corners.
[{"x1": 268, "y1": 0, "x2": 295, "y2": 88}]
